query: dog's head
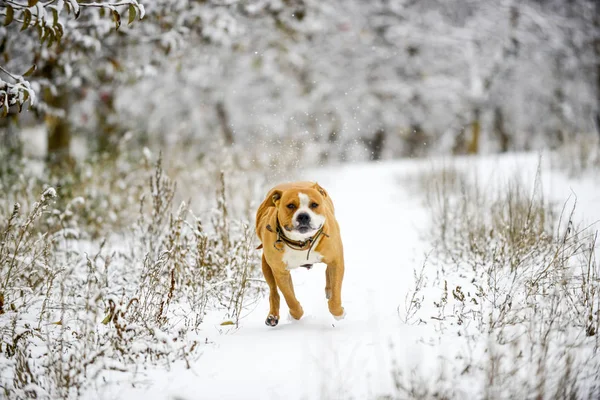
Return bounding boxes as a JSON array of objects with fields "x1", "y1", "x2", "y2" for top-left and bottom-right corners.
[{"x1": 271, "y1": 183, "x2": 328, "y2": 240}]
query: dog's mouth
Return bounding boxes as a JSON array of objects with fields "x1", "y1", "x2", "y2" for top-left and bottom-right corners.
[
  {"x1": 284, "y1": 224, "x2": 320, "y2": 235},
  {"x1": 297, "y1": 226, "x2": 312, "y2": 234}
]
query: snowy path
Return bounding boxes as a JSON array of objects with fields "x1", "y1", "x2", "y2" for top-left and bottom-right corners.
[{"x1": 116, "y1": 161, "x2": 430, "y2": 400}]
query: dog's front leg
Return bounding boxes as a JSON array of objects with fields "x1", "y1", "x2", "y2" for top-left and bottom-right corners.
[
  {"x1": 326, "y1": 258, "x2": 345, "y2": 320},
  {"x1": 262, "y1": 256, "x2": 281, "y2": 326},
  {"x1": 273, "y1": 270, "x2": 304, "y2": 320},
  {"x1": 325, "y1": 267, "x2": 332, "y2": 300}
]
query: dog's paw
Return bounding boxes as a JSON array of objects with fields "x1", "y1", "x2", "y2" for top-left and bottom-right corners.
[
  {"x1": 265, "y1": 315, "x2": 279, "y2": 327},
  {"x1": 333, "y1": 309, "x2": 346, "y2": 321},
  {"x1": 288, "y1": 306, "x2": 304, "y2": 320}
]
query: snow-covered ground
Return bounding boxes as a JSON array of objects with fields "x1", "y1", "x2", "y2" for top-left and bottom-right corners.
[{"x1": 91, "y1": 153, "x2": 600, "y2": 400}]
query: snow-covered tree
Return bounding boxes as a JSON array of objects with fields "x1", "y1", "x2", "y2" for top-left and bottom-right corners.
[
  {"x1": 1, "y1": 0, "x2": 299, "y2": 163},
  {"x1": 3, "y1": 0, "x2": 596, "y2": 163},
  {"x1": 1, "y1": 0, "x2": 145, "y2": 163}
]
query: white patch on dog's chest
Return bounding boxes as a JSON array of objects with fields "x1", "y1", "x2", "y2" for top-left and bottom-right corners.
[
  {"x1": 283, "y1": 246, "x2": 323, "y2": 270},
  {"x1": 282, "y1": 233, "x2": 323, "y2": 270}
]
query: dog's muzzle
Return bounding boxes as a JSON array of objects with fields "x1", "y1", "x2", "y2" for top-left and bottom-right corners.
[{"x1": 296, "y1": 212, "x2": 312, "y2": 233}]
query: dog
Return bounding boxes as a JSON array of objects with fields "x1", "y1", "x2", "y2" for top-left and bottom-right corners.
[{"x1": 256, "y1": 181, "x2": 345, "y2": 327}]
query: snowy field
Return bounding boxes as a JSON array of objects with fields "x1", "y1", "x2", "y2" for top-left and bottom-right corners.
[{"x1": 81, "y1": 152, "x2": 599, "y2": 400}]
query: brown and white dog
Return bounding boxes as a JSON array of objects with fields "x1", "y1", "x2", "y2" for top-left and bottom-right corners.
[{"x1": 256, "y1": 181, "x2": 345, "y2": 327}]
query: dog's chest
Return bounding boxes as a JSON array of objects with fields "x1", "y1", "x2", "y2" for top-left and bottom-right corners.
[{"x1": 282, "y1": 245, "x2": 323, "y2": 270}]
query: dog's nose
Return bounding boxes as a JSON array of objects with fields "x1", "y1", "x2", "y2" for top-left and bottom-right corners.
[{"x1": 297, "y1": 213, "x2": 310, "y2": 225}]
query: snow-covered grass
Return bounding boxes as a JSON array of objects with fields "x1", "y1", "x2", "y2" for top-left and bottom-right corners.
[
  {"x1": 0, "y1": 149, "x2": 265, "y2": 399},
  {"x1": 1, "y1": 145, "x2": 599, "y2": 399},
  {"x1": 397, "y1": 155, "x2": 600, "y2": 398}
]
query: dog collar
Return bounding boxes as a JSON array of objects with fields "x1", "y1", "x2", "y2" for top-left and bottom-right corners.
[{"x1": 268, "y1": 219, "x2": 328, "y2": 260}]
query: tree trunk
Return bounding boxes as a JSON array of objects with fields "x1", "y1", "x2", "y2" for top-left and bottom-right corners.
[
  {"x1": 0, "y1": 110, "x2": 21, "y2": 157},
  {"x1": 216, "y1": 101, "x2": 234, "y2": 146},
  {"x1": 551, "y1": 78, "x2": 566, "y2": 147},
  {"x1": 45, "y1": 89, "x2": 74, "y2": 167},
  {"x1": 493, "y1": 107, "x2": 510, "y2": 152},
  {"x1": 406, "y1": 123, "x2": 427, "y2": 158},
  {"x1": 364, "y1": 129, "x2": 385, "y2": 161},
  {"x1": 467, "y1": 108, "x2": 481, "y2": 154},
  {"x1": 97, "y1": 88, "x2": 121, "y2": 154}
]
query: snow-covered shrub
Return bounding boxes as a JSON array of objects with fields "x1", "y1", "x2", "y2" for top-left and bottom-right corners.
[
  {"x1": 398, "y1": 161, "x2": 600, "y2": 399},
  {"x1": 426, "y1": 163, "x2": 556, "y2": 274},
  {"x1": 0, "y1": 187, "x2": 57, "y2": 302},
  {"x1": 0, "y1": 152, "x2": 263, "y2": 398},
  {"x1": 41, "y1": 141, "x2": 155, "y2": 239}
]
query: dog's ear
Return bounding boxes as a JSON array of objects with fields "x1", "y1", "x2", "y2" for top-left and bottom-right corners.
[
  {"x1": 271, "y1": 190, "x2": 282, "y2": 206},
  {"x1": 313, "y1": 182, "x2": 328, "y2": 198}
]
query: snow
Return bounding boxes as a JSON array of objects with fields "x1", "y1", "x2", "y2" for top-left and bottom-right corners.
[
  {"x1": 41, "y1": 187, "x2": 57, "y2": 201},
  {"x1": 89, "y1": 152, "x2": 599, "y2": 399}
]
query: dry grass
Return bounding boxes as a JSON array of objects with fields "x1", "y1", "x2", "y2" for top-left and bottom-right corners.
[
  {"x1": 0, "y1": 146, "x2": 265, "y2": 398},
  {"x1": 396, "y1": 158, "x2": 600, "y2": 399}
]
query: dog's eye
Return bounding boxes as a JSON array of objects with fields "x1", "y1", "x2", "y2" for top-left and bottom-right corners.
[
  {"x1": 287, "y1": 203, "x2": 296, "y2": 210},
  {"x1": 310, "y1": 202, "x2": 319, "y2": 209}
]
